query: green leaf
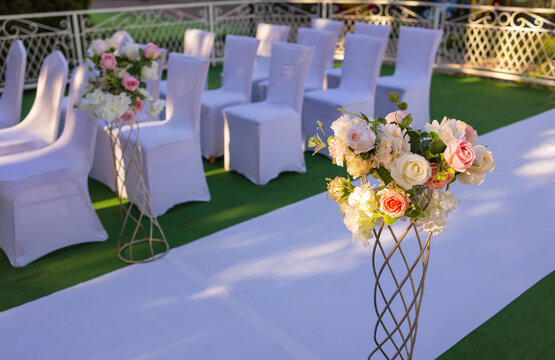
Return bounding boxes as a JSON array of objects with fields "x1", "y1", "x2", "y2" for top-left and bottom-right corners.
[
  {"x1": 405, "y1": 208, "x2": 426, "y2": 218},
  {"x1": 397, "y1": 102, "x2": 408, "y2": 111},
  {"x1": 429, "y1": 136, "x2": 446, "y2": 155},
  {"x1": 407, "y1": 130, "x2": 422, "y2": 154},
  {"x1": 388, "y1": 92, "x2": 400, "y2": 103},
  {"x1": 383, "y1": 214, "x2": 398, "y2": 226},
  {"x1": 400, "y1": 113, "x2": 413, "y2": 129},
  {"x1": 376, "y1": 166, "x2": 393, "y2": 186}
]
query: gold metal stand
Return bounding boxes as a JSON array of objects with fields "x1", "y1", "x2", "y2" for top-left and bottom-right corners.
[
  {"x1": 368, "y1": 219, "x2": 432, "y2": 360},
  {"x1": 107, "y1": 120, "x2": 169, "y2": 264}
]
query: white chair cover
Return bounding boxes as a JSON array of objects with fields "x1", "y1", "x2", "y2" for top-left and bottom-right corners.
[
  {"x1": 257, "y1": 28, "x2": 335, "y2": 100},
  {"x1": 200, "y1": 35, "x2": 259, "y2": 159},
  {"x1": 159, "y1": 29, "x2": 215, "y2": 98},
  {"x1": 0, "y1": 64, "x2": 108, "y2": 267},
  {"x1": 0, "y1": 51, "x2": 68, "y2": 156},
  {"x1": 0, "y1": 40, "x2": 26, "y2": 129},
  {"x1": 326, "y1": 22, "x2": 391, "y2": 89},
  {"x1": 376, "y1": 26, "x2": 443, "y2": 129},
  {"x1": 311, "y1": 18, "x2": 343, "y2": 69},
  {"x1": 302, "y1": 34, "x2": 387, "y2": 156},
  {"x1": 251, "y1": 23, "x2": 290, "y2": 102},
  {"x1": 223, "y1": 42, "x2": 314, "y2": 185},
  {"x1": 121, "y1": 53, "x2": 210, "y2": 217}
]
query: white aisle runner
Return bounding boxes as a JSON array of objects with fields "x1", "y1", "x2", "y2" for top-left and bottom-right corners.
[{"x1": 1, "y1": 109, "x2": 554, "y2": 360}]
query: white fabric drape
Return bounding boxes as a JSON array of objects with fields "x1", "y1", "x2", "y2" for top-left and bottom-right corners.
[
  {"x1": 0, "y1": 40, "x2": 26, "y2": 129},
  {"x1": 0, "y1": 64, "x2": 108, "y2": 267},
  {"x1": 223, "y1": 42, "x2": 314, "y2": 185},
  {"x1": 375, "y1": 26, "x2": 443, "y2": 129},
  {"x1": 200, "y1": 35, "x2": 259, "y2": 159}
]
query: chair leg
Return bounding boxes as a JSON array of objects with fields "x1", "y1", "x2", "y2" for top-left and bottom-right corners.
[{"x1": 209, "y1": 156, "x2": 216, "y2": 164}]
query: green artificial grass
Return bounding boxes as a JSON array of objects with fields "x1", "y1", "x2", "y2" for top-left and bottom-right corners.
[{"x1": 1, "y1": 64, "x2": 554, "y2": 359}]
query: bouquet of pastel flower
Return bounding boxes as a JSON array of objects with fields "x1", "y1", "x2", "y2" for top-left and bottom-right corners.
[
  {"x1": 76, "y1": 38, "x2": 165, "y2": 123},
  {"x1": 309, "y1": 93, "x2": 495, "y2": 246}
]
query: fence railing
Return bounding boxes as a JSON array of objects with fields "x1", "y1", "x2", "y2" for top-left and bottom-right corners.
[{"x1": 0, "y1": 0, "x2": 554, "y2": 90}]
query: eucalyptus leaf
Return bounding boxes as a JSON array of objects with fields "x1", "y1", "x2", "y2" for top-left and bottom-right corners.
[
  {"x1": 388, "y1": 92, "x2": 399, "y2": 103},
  {"x1": 429, "y1": 136, "x2": 446, "y2": 155},
  {"x1": 397, "y1": 102, "x2": 408, "y2": 111}
]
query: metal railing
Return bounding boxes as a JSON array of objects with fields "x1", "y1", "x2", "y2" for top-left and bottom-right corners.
[{"x1": 0, "y1": 0, "x2": 553, "y2": 90}]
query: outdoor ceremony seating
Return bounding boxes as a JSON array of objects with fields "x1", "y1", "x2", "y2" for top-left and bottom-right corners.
[
  {"x1": 223, "y1": 42, "x2": 314, "y2": 185},
  {"x1": 200, "y1": 35, "x2": 259, "y2": 160},
  {"x1": 159, "y1": 28, "x2": 215, "y2": 98},
  {"x1": 250, "y1": 23, "x2": 290, "y2": 102},
  {"x1": 326, "y1": 22, "x2": 391, "y2": 89},
  {"x1": 0, "y1": 51, "x2": 67, "y2": 156},
  {"x1": 120, "y1": 53, "x2": 210, "y2": 217},
  {"x1": 302, "y1": 34, "x2": 387, "y2": 155},
  {"x1": 257, "y1": 27, "x2": 335, "y2": 100},
  {"x1": 311, "y1": 18, "x2": 343, "y2": 71},
  {"x1": 0, "y1": 64, "x2": 108, "y2": 267},
  {"x1": 0, "y1": 40, "x2": 26, "y2": 129},
  {"x1": 375, "y1": 26, "x2": 443, "y2": 129}
]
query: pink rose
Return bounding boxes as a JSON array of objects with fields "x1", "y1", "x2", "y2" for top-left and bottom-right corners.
[
  {"x1": 444, "y1": 139, "x2": 475, "y2": 172},
  {"x1": 120, "y1": 108, "x2": 137, "y2": 123},
  {"x1": 457, "y1": 120, "x2": 478, "y2": 145},
  {"x1": 378, "y1": 189, "x2": 409, "y2": 218},
  {"x1": 135, "y1": 98, "x2": 144, "y2": 112},
  {"x1": 143, "y1": 42, "x2": 160, "y2": 60},
  {"x1": 424, "y1": 163, "x2": 454, "y2": 190},
  {"x1": 121, "y1": 75, "x2": 139, "y2": 91},
  {"x1": 99, "y1": 53, "x2": 116, "y2": 70},
  {"x1": 385, "y1": 110, "x2": 407, "y2": 124}
]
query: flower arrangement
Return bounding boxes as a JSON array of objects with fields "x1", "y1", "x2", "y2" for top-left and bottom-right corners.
[
  {"x1": 309, "y1": 93, "x2": 495, "y2": 246},
  {"x1": 77, "y1": 39, "x2": 166, "y2": 123}
]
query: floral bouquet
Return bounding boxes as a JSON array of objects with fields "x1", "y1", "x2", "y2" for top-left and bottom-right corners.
[
  {"x1": 77, "y1": 38, "x2": 166, "y2": 123},
  {"x1": 309, "y1": 93, "x2": 495, "y2": 246}
]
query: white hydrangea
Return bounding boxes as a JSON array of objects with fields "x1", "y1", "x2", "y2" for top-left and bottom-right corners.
[
  {"x1": 78, "y1": 89, "x2": 131, "y2": 122},
  {"x1": 348, "y1": 184, "x2": 377, "y2": 215},
  {"x1": 137, "y1": 88, "x2": 153, "y2": 102},
  {"x1": 147, "y1": 98, "x2": 166, "y2": 117},
  {"x1": 374, "y1": 123, "x2": 411, "y2": 169},
  {"x1": 339, "y1": 202, "x2": 375, "y2": 247},
  {"x1": 417, "y1": 191, "x2": 460, "y2": 235},
  {"x1": 140, "y1": 62, "x2": 158, "y2": 81},
  {"x1": 330, "y1": 114, "x2": 351, "y2": 141}
]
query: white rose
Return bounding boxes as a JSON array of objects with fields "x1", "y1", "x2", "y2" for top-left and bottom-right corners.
[
  {"x1": 140, "y1": 62, "x2": 158, "y2": 80},
  {"x1": 330, "y1": 114, "x2": 351, "y2": 141},
  {"x1": 147, "y1": 99, "x2": 166, "y2": 117},
  {"x1": 437, "y1": 117, "x2": 464, "y2": 144},
  {"x1": 91, "y1": 39, "x2": 109, "y2": 56},
  {"x1": 113, "y1": 67, "x2": 128, "y2": 79},
  {"x1": 390, "y1": 153, "x2": 432, "y2": 190},
  {"x1": 346, "y1": 156, "x2": 373, "y2": 179},
  {"x1": 137, "y1": 88, "x2": 153, "y2": 102},
  {"x1": 121, "y1": 43, "x2": 140, "y2": 61},
  {"x1": 457, "y1": 171, "x2": 486, "y2": 186},
  {"x1": 105, "y1": 38, "x2": 119, "y2": 50},
  {"x1": 468, "y1": 145, "x2": 495, "y2": 175},
  {"x1": 346, "y1": 125, "x2": 376, "y2": 154}
]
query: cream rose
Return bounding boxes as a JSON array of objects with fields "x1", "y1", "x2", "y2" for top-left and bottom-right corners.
[
  {"x1": 457, "y1": 171, "x2": 486, "y2": 186},
  {"x1": 346, "y1": 157, "x2": 373, "y2": 179},
  {"x1": 468, "y1": 145, "x2": 495, "y2": 175},
  {"x1": 140, "y1": 62, "x2": 158, "y2": 81},
  {"x1": 390, "y1": 153, "x2": 432, "y2": 190},
  {"x1": 346, "y1": 126, "x2": 376, "y2": 154},
  {"x1": 121, "y1": 43, "x2": 141, "y2": 61},
  {"x1": 91, "y1": 39, "x2": 109, "y2": 56}
]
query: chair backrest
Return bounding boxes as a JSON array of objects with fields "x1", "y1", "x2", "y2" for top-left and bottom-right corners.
[
  {"x1": 354, "y1": 22, "x2": 392, "y2": 39},
  {"x1": 255, "y1": 23, "x2": 290, "y2": 57},
  {"x1": 311, "y1": 18, "x2": 343, "y2": 68},
  {"x1": 296, "y1": 28, "x2": 335, "y2": 92},
  {"x1": 0, "y1": 40, "x2": 26, "y2": 128},
  {"x1": 111, "y1": 30, "x2": 134, "y2": 52},
  {"x1": 184, "y1": 29, "x2": 215, "y2": 59},
  {"x1": 220, "y1": 35, "x2": 259, "y2": 99},
  {"x1": 58, "y1": 64, "x2": 98, "y2": 169},
  {"x1": 165, "y1": 53, "x2": 209, "y2": 134},
  {"x1": 23, "y1": 51, "x2": 68, "y2": 144},
  {"x1": 265, "y1": 42, "x2": 314, "y2": 113},
  {"x1": 394, "y1": 26, "x2": 443, "y2": 81},
  {"x1": 340, "y1": 34, "x2": 387, "y2": 94}
]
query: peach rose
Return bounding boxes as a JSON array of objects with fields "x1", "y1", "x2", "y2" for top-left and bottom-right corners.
[
  {"x1": 457, "y1": 120, "x2": 478, "y2": 145},
  {"x1": 385, "y1": 110, "x2": 407, "y2": 124},
  {"x1": 424, "y1": 163, "x2": 454, "y2": 190},
  {"x1": 99, "y1": 53, "x2": 116, "y2": 70},
  {"x1": 143, "y1": 42, "x2": 160, "y2": 59},
  {"x1": 135, "y1": 98, "x2": 144, "y2": 112},
  {"x1": 121, "y1": 75, "x2": 139, "y2": 91},
  {"x1": 378, "y1": 189, "x2": 409, "y2": 218},
  {"x1": 444, "y1": 139, "x2": 475, "y2": 172}
]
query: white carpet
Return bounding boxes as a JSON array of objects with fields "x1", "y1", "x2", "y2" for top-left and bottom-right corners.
[{"x1": 1, "y1": 109, "x2": 554, "y2": 360}]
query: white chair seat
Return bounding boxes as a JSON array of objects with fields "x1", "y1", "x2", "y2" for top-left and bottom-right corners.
[{"x1": 0, "y1": 132, "x2": 48, "y2": 156}]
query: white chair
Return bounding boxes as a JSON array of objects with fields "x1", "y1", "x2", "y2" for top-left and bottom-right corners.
[
  {"x1": 311, "y1": 18, "x2": 343, "y2": 70},
  {"x1": 223, "y1": 42, "x2": 314, "y2": 185},
  {"x1": 302, "y1": 34, "x2": 387, "y2": 156},
  {"x1": 326, "y1": 22, "x2": 391, "y2": 89},
  {"x1": 0, "y1": 40, "x2": 26, "y2": 129},
  {"x1": 120, "y1": 53, "x2": 210, "y2": 217},
  {"x1": 200, "y1": 35, "x2": 259, "y2": 160},
  {"x1": 159, "y1": 29, "x2": 215, "y2": 98},
  {"x1": 0, "y1": 64, "x2": 108, "y2": 267},
  {"x1": 0, "y1": 51, "x2": 68, "y2": 156},
  {"x1": 375, "y1": 26, "x2": 443, "y2": 129},
  {"x1": 250, "y1": 23, "x2": 290, "y2": 102},
  {"x1": 257, "y1": 28, "x2": 335, "y2": 100}
]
